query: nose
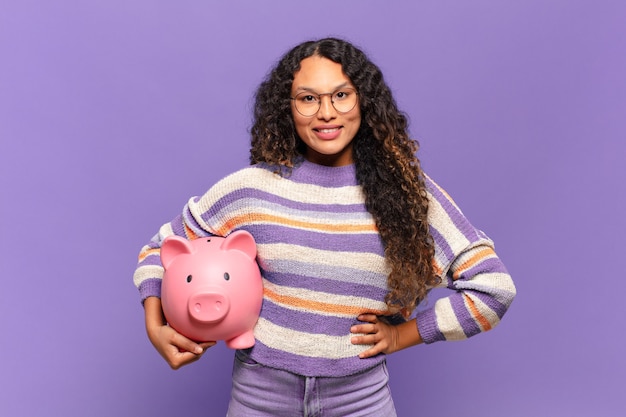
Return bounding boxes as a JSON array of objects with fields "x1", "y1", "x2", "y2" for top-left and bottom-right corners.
[
  {"x1": 188, "y1": 292, "x2": 230, "y2": 323},
  {"x1": 317, "y1": 94, "x2": 336, "y2": 120}
]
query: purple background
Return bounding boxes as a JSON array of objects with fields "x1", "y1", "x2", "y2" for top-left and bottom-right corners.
[{"x1": 1, "y1": 1, "x2": 624, "y2": 416}]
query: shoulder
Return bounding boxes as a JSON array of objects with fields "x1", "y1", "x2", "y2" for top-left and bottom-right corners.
[
  {"x1": 423, "y1": 173, "x2": 493, "y2": 273},
  {"x1": 188, "y1": 165, "x2": 277, "y2": 210},
  {"x1": 423, "y1": 173, "x2": 477, "y2": 231},
  {"x1": 423, "y1": 173, "x2": 463, "y2": 214},
  {"x1": 206, "y1": 164, "x2": 280, "y2": 192}
]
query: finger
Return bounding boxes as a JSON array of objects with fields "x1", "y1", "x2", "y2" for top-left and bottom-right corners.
[
  {"x1": 351, "y1": 332, "x2": 381, "y2": 346},
  {"x1": 167, "y1": 350, "x2": 203, "y2": 370},
  {"x1": 353, "y1": 333, "x2": 393, "y2": 358},
  {"x1": 198, "y1": 341, "x2": 217, "y2": 350},
  {"x1": 172, "y1": 333, "x2": 206, "y2": 355},
  {"x1": 357, "y1": 314, "x2": 378, "y2": 323},
  {"x1": 350, "y1": 323, "x2": 378, "y2": 335},
  {"x1": 358, "y1": 343, "x2": 384, "y2": 359}
]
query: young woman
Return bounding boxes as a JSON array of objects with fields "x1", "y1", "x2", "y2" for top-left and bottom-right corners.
[{"x1": 133, "y1": 38, "x2": 516, "y2": 416}]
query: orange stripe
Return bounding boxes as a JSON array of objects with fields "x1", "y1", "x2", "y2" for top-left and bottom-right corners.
[
  {"x1": 263, "y1": 287, "x2": 387, "y2": 317},
  {"x1": 464, "y1": 294, "x2": 492, "y2": 331},
  {"x1": 452, "y1": 247, "x2": 495, "y2": 280},
  {"x1": 138, "y1": 248, "x2": 160, "y2": 262},
  {"x1": 432, "y1": 261, "x2": 443, "y2": 277},
  {"x1": 184, "y1": 224, "x2": 199, "y2": 240},
  {"x1": 214, "y1": 213, "x2": 377, "y2": 236}
]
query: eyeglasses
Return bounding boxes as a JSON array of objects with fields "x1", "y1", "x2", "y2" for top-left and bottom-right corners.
[{"x1": 290, "y1": 88, "x2": 359, "y2": 117}]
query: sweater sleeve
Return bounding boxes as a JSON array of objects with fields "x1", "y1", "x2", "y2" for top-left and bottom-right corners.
[
  {"x1": 132, "y1": 199, "x2": 214, "y2": 302},
  {"x1": 415, "y1": 176, "x2": 516, "y2": 343},
  {"x1": 132, "y1": 167, "x2": 259, "y2": 302}
]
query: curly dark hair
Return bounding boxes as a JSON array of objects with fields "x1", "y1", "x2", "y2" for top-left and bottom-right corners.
[{"x1": 250, "y1": 38, "x2": 439, "y2": 315}]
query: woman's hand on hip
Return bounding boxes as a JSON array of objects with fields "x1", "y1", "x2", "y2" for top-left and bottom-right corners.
[{"x1": 350, "y1": 314, "x2": 423, "y2": 359}]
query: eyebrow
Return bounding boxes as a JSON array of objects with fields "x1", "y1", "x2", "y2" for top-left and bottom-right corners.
[{"x1": 293, "y1": 82, "x2": 353, "y2": 94}]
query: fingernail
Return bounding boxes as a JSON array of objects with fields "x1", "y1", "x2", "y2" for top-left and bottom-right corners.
[{"x1": 194, "y1": 346, "x2": 203, "y2": 354}]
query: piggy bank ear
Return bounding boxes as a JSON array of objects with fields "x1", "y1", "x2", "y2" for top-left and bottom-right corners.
[
  {"x1": 221, "y1": 230, "x2": 257, "y2": 260},
  {"x1": 161, "y1": 236, "x2": 194, "y2": 269}
]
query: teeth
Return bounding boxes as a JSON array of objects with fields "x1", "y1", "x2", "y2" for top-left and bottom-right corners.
[{"x1": 318, "y1": 128, "x2": 338, "y2": 133}]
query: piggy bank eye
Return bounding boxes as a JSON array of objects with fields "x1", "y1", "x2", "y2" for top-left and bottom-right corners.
[
  {"x1": 186, "y1": 275, "x2": 193, "y2": 283},
  {"x1": 223, "y1": 272, "x2": 230, "y2": 281}
]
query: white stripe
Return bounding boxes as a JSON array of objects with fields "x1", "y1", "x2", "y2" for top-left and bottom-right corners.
[
  {"x1": 259, "y1": 243, "x2": 388, "y2": 273},
  {"x1": 197, "y1": 167, "x2": 367, "y2": 208},
  {"x1": 206, "y1": 198, "x2": 375, "y2": 227},
  {"x1": 262, "y1": 279, "x2": 388, "y2": 317},
  {"x1": 254, "y1": 317, "x2": 370, "y2": 359},
  {"x1": 457, "y1": 272, "x2": 517, "y2": 295},
  {"x1": 133, "y1": 265, "x2": 164, "y2": 286},
  {"x1": 260, "y1": 259, "x2": 389, "y2": 289},
  {"x1": 428, "y1": 193, "x2": 472, "y2": 251},
  {"x1": 156, "y1": 222, "x2": 174, "y2": 239},
  {"x1": 434, "y1": 297, "x2": 467, "y2": 341}
]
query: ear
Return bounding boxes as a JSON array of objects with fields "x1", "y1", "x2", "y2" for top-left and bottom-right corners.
[
  {"x1": 221, "y1": 230, "x2": 257, "y2": 260},
  {"x1": 160, "y1": 236, "x2": 194, "y2": 269}
]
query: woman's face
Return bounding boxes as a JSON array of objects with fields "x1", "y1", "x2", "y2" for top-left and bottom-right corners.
[{"x1": 291, "y1": 56, "x2": 361, "y2": 167}]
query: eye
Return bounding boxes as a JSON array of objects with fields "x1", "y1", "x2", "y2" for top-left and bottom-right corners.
[
  {"x1": 299, "y1": 94, "x2": 318, "y2": 103},
  {"x1": 223, "y1": 272, "x2": 230, "y2": 281},
  {"x1": 334, "y1": 90, "x2": 350, "y2": 100},
  {"x1": 186, "y1": 275, "x2": 193, "y2": 283}
]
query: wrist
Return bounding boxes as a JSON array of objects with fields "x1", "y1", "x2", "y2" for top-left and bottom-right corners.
[
  {"x1": 396, "y1": 318, "x2": 423, "y2": 351},
  {"x1": 144, "y1": 297, "x2": 167, "y2": 330}
]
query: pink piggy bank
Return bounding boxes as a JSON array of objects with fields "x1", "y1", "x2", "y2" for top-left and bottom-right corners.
[{"x1": 160, "y1": 230, "x2": 263, "y2": 349}]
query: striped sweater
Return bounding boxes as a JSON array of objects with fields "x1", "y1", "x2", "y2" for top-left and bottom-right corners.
[{"x1": 133, "y1": 159, "x2": 516, "y2": 377}]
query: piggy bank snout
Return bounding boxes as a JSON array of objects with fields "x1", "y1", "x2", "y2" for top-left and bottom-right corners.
[{"x1": 188, "y1": 291, "x2": 231, "y2": 323}]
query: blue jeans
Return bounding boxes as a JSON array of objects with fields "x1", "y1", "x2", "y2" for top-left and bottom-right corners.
[{"x1": 227, "y1": 349, "x2": 397, "y2": 417}]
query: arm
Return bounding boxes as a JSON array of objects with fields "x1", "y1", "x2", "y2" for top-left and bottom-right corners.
[
  {"x1": 415, "y1": 242, "x2": 516, "y2": 343},
  {"x1": 134, "y1": 171, "x2": 254, "y2": 365},
  {"x1": 350, "y1": 242, "x2": 515, "y2": 357},
  {"x1": 134, "y1": 203, "x2": 218, "y2": 368},
  {"x1": 351, "y1": 175, "x2": 516, "y2": 356}
]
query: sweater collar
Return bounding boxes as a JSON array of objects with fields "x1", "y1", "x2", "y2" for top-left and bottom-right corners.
[{"x1": 293, "y1": 158, "x2": 358, "y2": 187}]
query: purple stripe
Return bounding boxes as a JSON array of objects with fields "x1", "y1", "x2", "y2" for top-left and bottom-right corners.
[
  {"x1": 182, "y1": 205, "x2": 216, "y2": 236},
  {"x1": 247, "y1": 340, "x2": 384, "y2": 378},
  {"x1": 145, "y1": 238, "x2": 162, "y2": 248},
  {"x1": 264, "y1": 270, "x2": 388, "y2": 299},
  {"x1": 452, "y1": 257, "x2": 510, "y2": 280},
  {"x1": 426, "y1": 177, "x2": 481, "y2": 243},
  {"x1": 202, "y1": 188, "x2": 366, "y2": 219},
  {"x1": 466, "y1": 289, "x2": 511, "y2": 319},
  {"x1": 245, "y1": 224, "x2": 382, "y2": 253},
  {"x1": 415, "y1": 308, "x2": 446, "y2": 343},
  {"x1": 138, "y1": 278, "x2": 162, "y2": 301},
  {"x1": 170, "y1": 212, "x2": 189, "y2": 237},
  {"x1": 138, "y1": 254, "x2": 162, "y2": 268},
  {"x1": 430, "y1": 226, "x2": 456, "y2": 266},
  {"x1": 261, "y1": 299, "x2": 358, "y2": 336},
  {"x1": 449, "y1": 293, "x2": 482, "y2": 338},
  {"x1": 287, "y1": 159, "x2": 359, "y2": 187}
]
